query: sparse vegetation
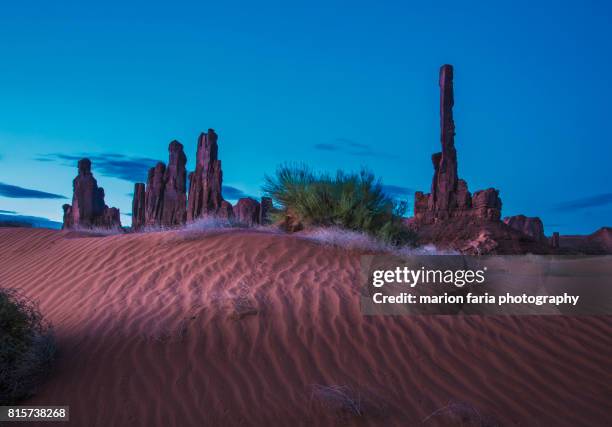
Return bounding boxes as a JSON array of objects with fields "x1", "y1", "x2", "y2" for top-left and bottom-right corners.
[
  {"x1": 173, "y1": 217, "x2": 264, "y2": 242},
  {"x1": 310, "y1": 383, "x2": 388, "y2": 420},
  {"x1": 422, "y1": 400, "x2": 499, "y2": 427},
  {"x1": 63, "y1": 226, "x2": 124, "y2": 237},
  {"x1": 300, "y1": 227, "x2": 454, "y2": 255},
  {"x1": 310, "y1": 384, "x2": 364, "y2": 416},
  {"x1": 0, "y1": 289, "x2": 56, "y2": 404},
  {"x1": 263, "y1": 164, "x2": 416, "y2": 246}
]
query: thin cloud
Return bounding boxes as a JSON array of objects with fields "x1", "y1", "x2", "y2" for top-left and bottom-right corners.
[
  {"x1": 222, "y1": 185, "x2": 251, "y2": 200},
  {"x1": 0, "y1": 209, "x2": 18, "y2": 214},
  {"x1": 381, "y1": 184, "x2": 414, "y2": 200},
  {"x1": 554, "y1": 193, "x2": 612, "y2": 211},
  {"x1": 0, "y1": 213, "x2": 61, "y2": 229},
  {"x1": 0, "y1": 182, "x2": 67, "y2": 199},
  {"x1": 314, "y1": 137, "x2": 390, "y2": 158},
  {"x1": 36, "y1": 153, "x2": 159, "y2": 183},
  {"x1": 313, "y1": 143, "x2": 340, "y2": 152}
]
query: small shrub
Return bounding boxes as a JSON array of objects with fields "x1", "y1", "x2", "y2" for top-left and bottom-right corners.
[
  {"x1": 0, "y1": 289, "x2": 56, "y2": 404},
  {"x1": 263, "y1": 164, "x2": 416, "y2": 246}
]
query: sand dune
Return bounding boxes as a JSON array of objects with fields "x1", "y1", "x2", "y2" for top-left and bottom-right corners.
[{"x1": 0, "y1": 228, "x2": 610, "y2": 426}]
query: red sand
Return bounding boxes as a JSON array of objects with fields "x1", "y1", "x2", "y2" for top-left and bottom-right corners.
[{"x1": 0, "y1": 228, "x2": 610, "y2": 426}]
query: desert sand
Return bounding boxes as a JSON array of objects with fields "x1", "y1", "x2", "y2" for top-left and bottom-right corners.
[{"x1": 0, "y1": 227, "x2": 610, "y2": 426}]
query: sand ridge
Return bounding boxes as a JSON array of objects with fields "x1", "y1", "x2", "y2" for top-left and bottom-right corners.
[{"x1": 0, "y1": 228, "x2": 610, "y2": 426}]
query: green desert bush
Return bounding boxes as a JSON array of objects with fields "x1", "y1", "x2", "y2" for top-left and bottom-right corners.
[
  {"x1": 263, "y1": 164, "x2": 416, "y2": 246},
  {"x1": 0, "y1": 289, "x2": 56, "y2": 404}
]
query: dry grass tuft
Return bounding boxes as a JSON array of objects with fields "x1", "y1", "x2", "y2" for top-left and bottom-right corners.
[
  {"x1": 299, "y1": 227, "x2": 456, "y2": 256},
  {"x1": 422, "y1": 400, "x2": 499, "y2": 427},
  {"x1": 309, "y1": 383, "x2": 389, "y2": 421},
  {"x1": 310, "y1": 384, "x2": 364, "y2": 416}
]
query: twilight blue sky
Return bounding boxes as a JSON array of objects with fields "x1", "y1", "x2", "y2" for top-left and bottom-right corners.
[{"x1": 0, "y1": 0, "x2": 610, "y2": 234}]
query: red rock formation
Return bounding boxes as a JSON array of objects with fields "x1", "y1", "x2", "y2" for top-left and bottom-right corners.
[
  {"x1": 131, "y1": 183, "x2": 145, "y2": 230},
  {"x1": 407, "y1": 65, "x2": 558, "y2": 254},
  {"x1": 456, "y1": 179, "x2": 472, "y2": 211},
  {"x1": 551, "y1": 231, "x2": 560, "y2": 249},
  {"x1": 187, "y1": 129, "x2": 224, "y2": 220},
  {"x1": 413, "y1": 65, "x2": 501, "y2": 225},
  {"x1": 144, "y1": 162, "x2": 166, "y2": 227},
  {"x1": 132, "y1": 141, "x2": 188, "y2": 229},
  {"x1": 428, "y1": 64, "x2": 459, "y2": 218},
  {"x1": 413, "y1": 192, "x2": 430, "y2": 222},
  {"x1": 101, "y1": 204, "x2": 121, "y2": 229},
  {"x1": 413, "y1": 216, "x2": 551, "y2": 255},
  {"x1": 472, "y1": 189, "x2": 502, "y2": 221},
  {"x1": 62, "y1": 205, "x2": 73, "y2": 229},
  {"x1": 218, "y1": 200, "x2": 234, "y2": 221},
  {"x1": 234, "y1": 198, "x2": 260, "y2": 226},
  {"x1": 589, "y1": 227, "x2": 612, "y2": 252},
  {"x1": 460, "y1": 230, "x2": 499, "y2": 255},
  {"x1": 260, "y1": 197, "x2": 273, "y2": 225},
  {"x1": 553, "y1": 227, "x2": 612, "y2": 254},
  {"x1": 62, "y1": 158, "x2": 122, "y2": 230},
  {"x1": 503, "y1": 215, "x2": 545, "y2": 241},
  {"x1": 161, "y1": 141, "x2": 187, "y2": 226}
]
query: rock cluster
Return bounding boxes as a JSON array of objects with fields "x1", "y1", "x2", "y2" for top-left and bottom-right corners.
[
  {"x1": 413, "y1": 65, "x2": 502, "y2": 224},
  {"x1": 218, "y1": 200, "x2": 234, "y2": 221},
  {"x1": 410, "y1": 65, "x2": 556, "y2": 254},
  {"x1": 231, "y1": 197, "x2": 274, "y2": 226},
  {"x1": 259, "y1": 197, "x2": 273, "y2": 225},
  {"x1": 552, "y1": 227, "x2": 611, "y2": 254},
  {"x1": 132, "y1": 141, "x2": 187, "y2": 230},
  {"x1": 503, "y1": 215, "x2": 545, "y2": 242},
  {"x1": 128, "y1": 130, "x2": 272, "y2": 230},
  {"x1": 234, "y1": 198, "x2": 261, "y2": 226},
  {"x1": 62, "y1": 159, "x2": 121, "y2": 230}
]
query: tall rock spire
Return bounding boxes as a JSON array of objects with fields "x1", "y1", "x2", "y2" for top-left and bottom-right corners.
[
  {"x1": 144, "y1": 162, "x2": 166, "y2": 227},
  {"x1": 131, "y1": 182, "x2": 145, "y2": 230},
  {"x1": 413, "y1": 64, "x2": 501, "y2": 224},
  {"x1": 161, "y1": 140, "x2": 187, "y2": 226},
  {"x1": 428, "y1": 64, "x2": 458, "y2": 217},
  {"x1": 187, "y1": 129, "x2": 224, "y2": 221},
  {"x1": 132, "y1": 140, "x2": 188, "y2": 229}
]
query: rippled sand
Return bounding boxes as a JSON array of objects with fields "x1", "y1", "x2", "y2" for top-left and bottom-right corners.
[{"x1": 0, "y1": 228, "x2": 609, "y2": 426}]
